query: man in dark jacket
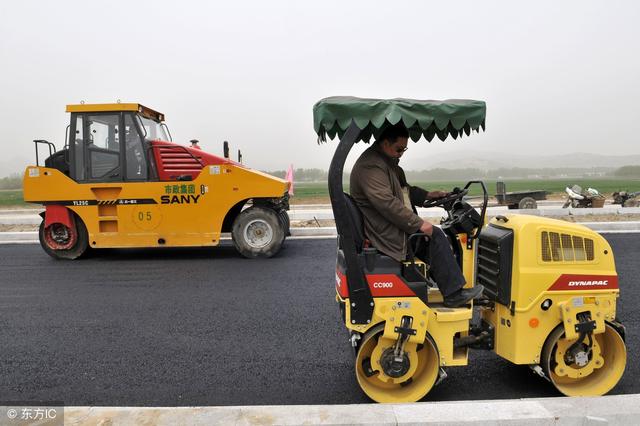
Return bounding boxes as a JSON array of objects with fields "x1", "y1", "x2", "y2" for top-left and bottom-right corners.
[{"x1": 350, "y1": 124, "x2": 483, "y2": 308}]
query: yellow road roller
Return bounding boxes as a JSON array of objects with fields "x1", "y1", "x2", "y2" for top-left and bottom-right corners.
[
  {"x1": 23, "y1": 103, "x2": 290, "y2": 259},
  {"x1": 313, "y1": 96, "x2": 626, "y2": 402}
]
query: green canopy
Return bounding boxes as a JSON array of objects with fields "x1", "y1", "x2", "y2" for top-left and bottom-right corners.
[{"x1": 313, "y1": 96, "x2": 486, "y2": 143}]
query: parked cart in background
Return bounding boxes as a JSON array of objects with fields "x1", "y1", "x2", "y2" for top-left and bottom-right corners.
[
  {"x1": 612, "y1": 191, "x2": 640, "y2": 208},
  {"x1": 495, "y1": 181, "x2": 546, "y2": 209}
]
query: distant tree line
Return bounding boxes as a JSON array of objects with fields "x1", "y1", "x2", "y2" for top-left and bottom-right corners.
[
  {"x1": 0, "y1": 173, "x2": 21, "y2": 190},
  {"x1": 613, "y1": 165, "x2": 640, "y2": 177},
  {"x1": 264, "y1": 168, "x2": 329, "y2": 182},
  {"x1": 264, "y1": 166, "x2": 640, "y2": 182},
  {"x1": 405, "y1": 167, "x2": 613, "y2": 181}
]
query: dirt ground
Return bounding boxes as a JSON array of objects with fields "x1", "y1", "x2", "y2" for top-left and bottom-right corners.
[
  {"x1": 0, "y1": 224, "x2": 38, "y2": 232},
  {"x1": 290, "y1": 196, "x2": 331, "y2": 205},
  {"x1": 558, "y1": 214, "x2": 640, "y2": 223},
  {"x1": 0, "y1": 205, "x2": 40, "y2": 210},
  {"x1": 292, "y1": 217, "x2": 446, "y2": 228},
  {"x1": 290, "y1": 193, "x2": 601, "y2": 206}
]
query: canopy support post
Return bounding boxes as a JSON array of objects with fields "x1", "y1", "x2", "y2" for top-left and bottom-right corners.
[{"x1": 328, "y1": 121, "x2": 373, "y2": 325}]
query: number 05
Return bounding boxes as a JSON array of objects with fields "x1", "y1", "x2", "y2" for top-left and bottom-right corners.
[{"x1": 137, "y1": 211, "x2": 152, "y2": 221}]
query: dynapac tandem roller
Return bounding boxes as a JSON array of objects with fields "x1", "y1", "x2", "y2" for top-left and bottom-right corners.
[
  {"x1": 313, "y1": 96, "x2": 626, "y2": 402},
  {"x1": 23, "y1": 103, "x2": 290, "y2": 259}
]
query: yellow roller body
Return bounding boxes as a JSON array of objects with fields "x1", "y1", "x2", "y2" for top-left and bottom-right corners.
[
  {"x1": 24, "y1": 165, "x2": 287, "y2": 248},
  {"x1": 478, "y1": 216, "x2": 620, "y2": 362},
  {"x1": 478, "y1": 215, "x2": 626, "y2": 395}
]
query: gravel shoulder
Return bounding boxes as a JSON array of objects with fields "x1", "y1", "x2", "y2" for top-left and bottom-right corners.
[{"x1": 292, "y1": 214, "x2": 640, "y2": 228}]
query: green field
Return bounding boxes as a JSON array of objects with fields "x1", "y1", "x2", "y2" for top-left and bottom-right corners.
[
  {"x1": 0, "y1": 190, "x2": 27, "y2": 207},
  {"x1": 292, "y1": 178, "x2": 640, "y2": 201},
  {"x1": 2, "y1": 179, "x2": 639, "y2": 207}
]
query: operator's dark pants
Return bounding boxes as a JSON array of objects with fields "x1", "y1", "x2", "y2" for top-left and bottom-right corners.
[{"x1": 411, "y1": 227, "x2": 466, "y2": 297}]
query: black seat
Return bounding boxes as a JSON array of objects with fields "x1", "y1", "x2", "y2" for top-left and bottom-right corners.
[
  {"x1": 340, "y1": 193, "x2": 432, "y2": 300},
  {"x1": 342, "y1": 192, "x2": 365, "y2": 251}
]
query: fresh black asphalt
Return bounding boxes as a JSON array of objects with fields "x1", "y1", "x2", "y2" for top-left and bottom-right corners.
[{"x1": 0, "y1": 234, "x2": 638, "y2": 406}]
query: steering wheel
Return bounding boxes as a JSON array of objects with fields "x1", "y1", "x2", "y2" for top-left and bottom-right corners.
[{"x1": 422, "y1": 188, "x2": 468, "y2": 209}]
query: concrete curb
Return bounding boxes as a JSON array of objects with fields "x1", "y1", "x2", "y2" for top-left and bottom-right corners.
[
  {"x1": 287, "y1": 206, "x2": 640, "y2": 221},
  {"x1": 59, "y1": 395, "x2": 640, "y2": 425},
  {"x1": 0, "y1": 215, "x2": 41, "y2": 225},
  {"x1": 4, "y1": 206, "x2": 640, "y2": 225},
  {"x1": 1, "y1": 221, "x2": 639, "y2": 245},
  {"x1": 288, "y1": 222, "x2": 640, "y2": 236},
  {"x1": 290, "y1": 227, "x2": 337, "y2": 237},
  {"x1": 0, "y1": 231, "x2": 38, "y2": 243},
  {"x1": 578, "y1": 221, "x2": 640, "y2": 232}
]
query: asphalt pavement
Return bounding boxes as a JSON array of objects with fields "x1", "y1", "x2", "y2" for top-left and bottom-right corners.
[{"x1": 0, "y1": 235, "x2": 638, "y2": 406}]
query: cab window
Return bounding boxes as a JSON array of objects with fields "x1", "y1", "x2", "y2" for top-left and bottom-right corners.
[
  {"x1": 72, "y1": 115, "x2": 86, "y2": 181},
  {"x1": 138, "y1": 115, "x2": 170, "y2": 141},
  {"x1": 125, "y1": 114, "x2": 148, "y2": 180},
  {"x1": 86, "y1": 114, "x2": 121, "y2": 180}
]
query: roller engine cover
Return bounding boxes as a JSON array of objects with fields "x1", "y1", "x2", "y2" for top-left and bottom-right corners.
[{"x1": 449, "y1": 201, "x2": 481, "y2": 234}]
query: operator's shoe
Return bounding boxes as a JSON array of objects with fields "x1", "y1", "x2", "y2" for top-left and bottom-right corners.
[{"x1": 443, "y1": 285, "x2": 484, "y2": 308}]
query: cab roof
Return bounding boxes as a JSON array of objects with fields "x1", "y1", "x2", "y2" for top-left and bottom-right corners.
[
  {"x1": 65, "y1": 103, "x2": 165, "y2": 122},
  {"x1": 313, "y1": 96, "x2": 485, "y2": 143}
]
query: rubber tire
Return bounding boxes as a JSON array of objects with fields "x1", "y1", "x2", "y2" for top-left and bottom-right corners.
[
  {"x1": 518, "y1": 197, "x2": 537, "y2": 209},
  {"x1": 231, "y1": 206, "x2": 285, "y2": 258},
  {"x1": 39, "y1": 215, "x2": 89, "y2": 260},
  {"x1": 278, "y1": 209, "x2": 291, "y2": 237}
]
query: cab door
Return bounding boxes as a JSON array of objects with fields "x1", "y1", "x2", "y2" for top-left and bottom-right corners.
[
  {"x1": 69, "y1": 112, "x2": 152, "y2": 183},
  {"x1": 67, "y1": 112, "x2": 154, "y2": 243},
  {"x1": 70, "y1": 112, "x2": 120, "y2": 182},
  {"x1": 123, "y1": 113, "x2": 150, "y2": 181}
]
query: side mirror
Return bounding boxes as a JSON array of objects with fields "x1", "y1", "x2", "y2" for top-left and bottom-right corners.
[{"x1": 223, "y1": 141, "x2": 229, "y2": 159}]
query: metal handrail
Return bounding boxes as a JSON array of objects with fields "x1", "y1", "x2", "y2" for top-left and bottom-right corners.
[{"x1": 33, "y1": 140, "x2": 56, "y2": 166}]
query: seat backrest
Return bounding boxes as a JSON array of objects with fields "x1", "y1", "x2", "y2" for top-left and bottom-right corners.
[{"x1": 342, "y1": 192, "x2": 365, "y2": 251}]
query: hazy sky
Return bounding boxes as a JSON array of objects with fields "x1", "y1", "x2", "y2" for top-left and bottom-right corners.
[{"x1": 1, "y1": 0, "x2": 639, "y2": 176}]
